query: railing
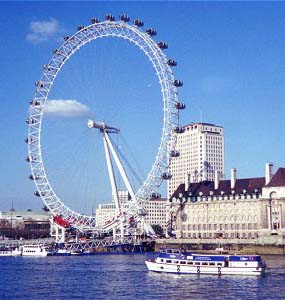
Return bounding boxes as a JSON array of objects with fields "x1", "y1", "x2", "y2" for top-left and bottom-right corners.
[
  {"x1": 0, "y1": 238, "x2": 55, "y2": 247},
  {"x1": 0, "y1": 236, "x2": 152, "y2": 250}
]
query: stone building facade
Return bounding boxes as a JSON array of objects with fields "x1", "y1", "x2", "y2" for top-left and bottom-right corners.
[{"x1": 168, "y1": 164, "x2": 285, "y2": 241}]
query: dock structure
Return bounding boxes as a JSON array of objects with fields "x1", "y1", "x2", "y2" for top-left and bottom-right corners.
[
  {"x1": 0, "y1": 237, "x2": 155, "y2": 254},
  {"x1": 65, "y1": 236, "x2": 154, "y2": 253},
  {"x1": 156, "y1": 237, "x2": 285, "y2": 255}
]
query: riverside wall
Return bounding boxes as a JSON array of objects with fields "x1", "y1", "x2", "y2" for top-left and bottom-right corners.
[{"x1": 155, "y1": 237, "x2": 285, "y2": 255}]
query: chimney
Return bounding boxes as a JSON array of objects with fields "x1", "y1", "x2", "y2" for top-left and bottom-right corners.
[
  {"x1": 184, "y1": 173, "x2": 190, "y2": 191},
  {"x1": 231, "y1": 168, "x2": 237, "y2": 189},
  {"x1": 214, "y1": 170, "x2": 220, "y2": 190},
  {"x1": 265, "y1": 162, "x2": 273, "y2": 185}
]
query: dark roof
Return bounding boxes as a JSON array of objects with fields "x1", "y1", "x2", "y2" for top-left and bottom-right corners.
[
  {"x1": 183, "y1": 122, "x2": 223, "y2": 129},
  {"x1": 266, "y1": 168, "x2": 285, "y2": 187},
  {"x1": 171, "y1": 177, "x2": 265, "y2": 199},
  {"x1": 170, "y1": 167, "x2": 285, "y2": 199}
]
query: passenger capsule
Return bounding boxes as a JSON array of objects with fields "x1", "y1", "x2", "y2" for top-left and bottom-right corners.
[
  {"x1": 173, "y1": 80, "x2": 183, "y2": 87},
  {"x1": 167, "y1": 59, "x2": 177, "y2": 66},
  {"x1": 29, "y1": 175, "x2": 39, "y2": 180},
  {"x1": 26, "y1": 118, "x2": 35, "y2": 125},
  {"x1": 119, "y1": 14, "x2": 129, "y2": 22},
  {"x1": 174, "y1": 126, "x2": 185, "y2": 134},
  {"x1": 35, "y1": 81, "x2": 44, "y2": 88},
  {"x1": 53, "y1": 49, "x2": 62, "y2": 55},
  {"x1": 34, "y1": 191, "x2": 45, "y2": 197},
  {"x1": 134, "y1": 19, "x2": 144, "y2": 27},
  {"x1": 44, "y1": 64, "x2": 52, "y2": 71},
  {"x1": 170, "y1": 150, "x2": 180, "y2": 157},
  {"x1": 77, "y1": 25, "x2": 85, "y2": 31},
  {"x1": 90, "y1": 18, "x2": 100, "y2": 24},
  {"x1": 26, "y1": 156, "x2": 35, "y2": 162},
  {"x1": 25, "y1": 137, "x2": 34, "y2": 144},
  {"x1": 175, "y1": 102, "x2": 186, "y2": 109},
  {"x1": 137, "y1": 208, "x2": 148, "y2": 216},
  {"x1": 151, "y1": 193, "x2": 161, "y2": 199},
  {"x1": 157, "y1": 41, "x2": 168, "y2": 49},
  {"x1": 105, "y1": 14, "x2": 115, "y2": 21},
  {"x1": 29, "y1": 99, "x2": 41, "y2": 106},
  {"x1": 145, "y1": 28, "x2": 156, "y2": 36},
  {"x1": 162, "y1": 172, "x2": 172, "y2": 180}
]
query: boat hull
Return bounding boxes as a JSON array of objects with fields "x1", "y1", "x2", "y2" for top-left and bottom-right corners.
[
  {"x1": 145, "y1": 260, "x2": 264, "y2": 276},
  {"x1": 0, "y1": 249, "x2": 22, "y2": 257}
]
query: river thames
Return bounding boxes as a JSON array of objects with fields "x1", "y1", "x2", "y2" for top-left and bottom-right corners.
[{"x1": 0, "y1": 254, "x2": 284, "y2": 299}]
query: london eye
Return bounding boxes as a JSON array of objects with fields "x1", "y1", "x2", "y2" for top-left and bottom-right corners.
[{"x1": 26, "y1": 14, "x2": 185, "y2": 232}]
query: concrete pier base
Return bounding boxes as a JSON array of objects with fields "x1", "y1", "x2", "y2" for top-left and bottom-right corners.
[{"x1": 156, "y1": 237, "x2": 285, "y2": 255}]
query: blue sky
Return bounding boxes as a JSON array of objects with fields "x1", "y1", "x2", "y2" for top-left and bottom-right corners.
[{"x1": 0, "y1": 1, "x2": 285, "y2": 213}]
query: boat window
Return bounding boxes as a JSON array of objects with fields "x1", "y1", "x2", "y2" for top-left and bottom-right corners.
[
  {"x1": 194, "y1": 262, "x2": 201, "y2": 266},
  {"x1": 180, "y1": 261, "x2": 186, "y2": 265},
  {"x1": 209, "y1": 262, "x2": 215, "y2": 266},
  {"x1": 166, "y1": 260, "x2": 172, "y2": 264},
  {"x1": 174, "y1": 261, "x2": 179, "y2": 264},
  {"x1": 160, "y1": 259, "x2": 164, "y2": 262},
  {"x1": 187, "y1": 262, "x2": 193, "y2": 265},
  {"x1": 202, "y1": 262, "x2": 208, "y2": 266},
  {"x1": 217, "y1": 263, "x2": 223, "y2": 266}
]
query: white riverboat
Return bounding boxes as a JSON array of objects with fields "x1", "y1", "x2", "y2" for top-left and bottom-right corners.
[
  {"x1": 21, "y1": 244, "x2": 54, "y2": 256},
  {"x1": 145, "y1": 248, "x2": 266, "y2": 276},
  {"x1": 0, "y1": 247, "x2": 22, "y2": 256}
]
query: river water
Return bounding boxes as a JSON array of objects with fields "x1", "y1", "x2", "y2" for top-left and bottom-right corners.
[{"x1": 0, "y1": 254, "x2": 284, "y2": 300}]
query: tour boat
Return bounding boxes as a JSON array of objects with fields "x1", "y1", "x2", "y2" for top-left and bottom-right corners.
[
  {"x1": 0, "y1": 247, "x2": 22, "y2": 256},
  {"x1": 145, "y1": 248, "x2": 266, "y2": 276},
  {"x1": 54, "y1": 248, "x2": 72, "y2": 256},
  {"x1": 21, "y1": 244, "x2": 54, "y2": 256}
]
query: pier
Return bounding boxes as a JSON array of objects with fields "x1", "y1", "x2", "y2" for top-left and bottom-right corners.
[
  {"x1": 0, "y1": 237, "x2": 155, "y2": 254},
  {"x1": 156, "y1": 236, "x2": 285, "y2": 255}
]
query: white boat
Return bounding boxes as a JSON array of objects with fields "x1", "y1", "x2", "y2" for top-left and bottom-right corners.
[
  {"x1": 54, "y1": 248, "x2": 72, "y2": 256},
  {"x1": 145, "y1": 248, "x2": 266, "y2": 276},
  {"x1": 21, "y1": 244, "x2": 54, "y2": 256},
  {"x1": 0, "y1": 247, "x2": 22, "y2": 256}
]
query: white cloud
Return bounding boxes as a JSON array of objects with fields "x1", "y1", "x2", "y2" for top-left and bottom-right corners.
[
  {"x1": 26, "y1": 18, "x2": 64, "y2": 43},
  {"x1": 44, "y1": 99, "x2": 91, "y2": 117}
]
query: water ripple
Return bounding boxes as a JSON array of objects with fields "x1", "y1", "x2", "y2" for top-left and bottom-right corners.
[{"x1": 0, "y1": 254, "x2": 284, "y2": 299}]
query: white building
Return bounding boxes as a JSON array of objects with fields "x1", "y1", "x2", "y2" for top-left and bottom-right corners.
[
  {"x1": 0, "y1": 210, "x2": 51, "y2": 229},
  {"x1": 112, "y1": 190, "x2": 131, "y2": 204},
  {"x1": 168, "y1": 163, "x2": 285, "y2": 241},
  {"x1": 168, "y1": 122, "x2": 224, "y2": 198},
  {"x1": 143, "y1": 198, "x2": 167, "y2": 229},
  {"x1": 96, "y1": 192, "x2": 167, "y2": 229},
  {"x1": 95, "y1": 203, "x2": 129, "y2": 227}
]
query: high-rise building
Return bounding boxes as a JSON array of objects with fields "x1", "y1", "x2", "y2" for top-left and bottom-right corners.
[{"x1": 168, "y1": 122, "x2": 224, "y2": 198}]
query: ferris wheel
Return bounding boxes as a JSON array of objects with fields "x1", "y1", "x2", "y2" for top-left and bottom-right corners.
[{"x1": 26, "y1": 14, "x2": 185, "y2": 231}]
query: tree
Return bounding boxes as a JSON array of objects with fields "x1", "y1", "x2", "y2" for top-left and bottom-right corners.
[{"x1": 151, "y1": 224, "x2": 164, "y2": 237}]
